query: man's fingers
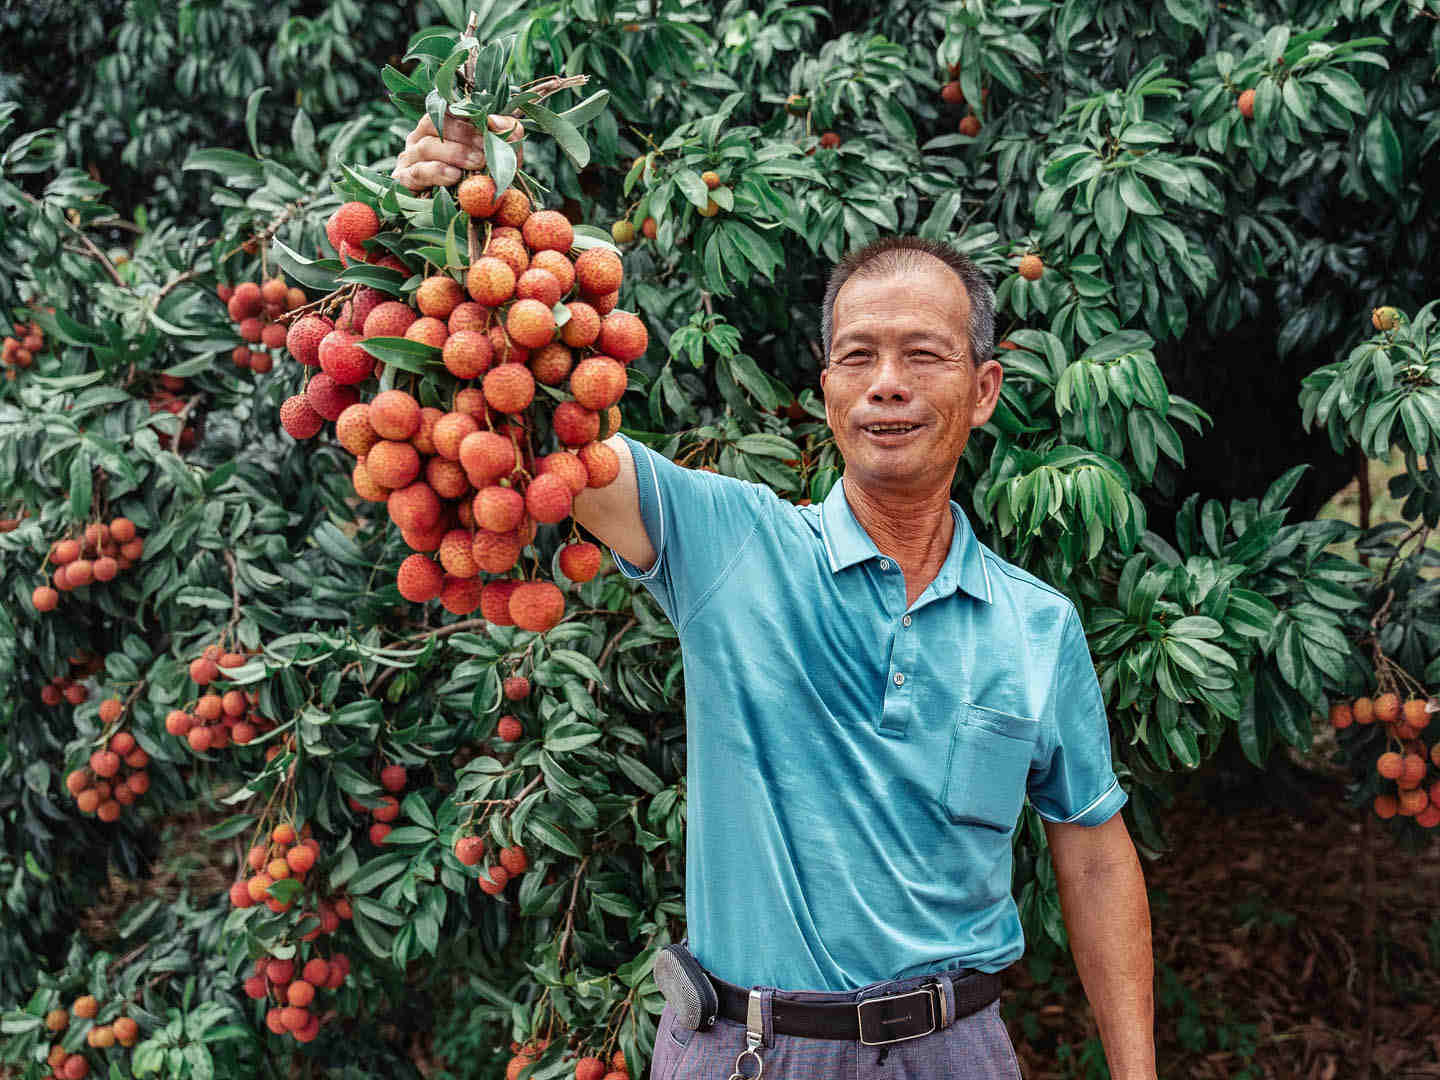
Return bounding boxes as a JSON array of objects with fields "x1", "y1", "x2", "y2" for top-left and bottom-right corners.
[
  {"x1": 405, "y1": 135, "x2": 487, "y2": 171},
  {"x1": 393, "y1": 161, "x2": 463, "y2": 193},
  {"x1": 441, "y1": 113, "x2": 487, "y2": 148},
  {"x1": 406, "y1": 114, "x2": 438, "y2": 146},
  {"x1": 487, "y1": 114, "x2": 525, "y2": 142}
]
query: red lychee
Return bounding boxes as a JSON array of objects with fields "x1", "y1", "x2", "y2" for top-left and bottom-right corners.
[
  {"x1": 467, "y1": 257, "x2": 516, "y2": 306},
  {"x1": 230, "y1": 282, "x2": 263, "y2": 318},
  {"x1": 1018, "y1": 254, "x2": 1044, "y2": 281},
  {"x1": 538, "y1": 452, "x2": 589, "y2": 496},
  {"x1": 459, "y1": 430, "x2": 516, "y2": 486},
  {"x1": 370, "y1": 389, "x2": 422, "y2": 440},
  {"x1": 406, "y1": 316, "x2": 449, "y2": 348},
  {"x1": 458, "y1": 174, "x2": 498, "y2": 218},
  {"x1": 363, "y1": 301, "x2": 417, "y2": 339},
  {"x1": 366, "y1": 440, "x2": 422, "y2": 489},
  {"x1": 488, "y1": 325, "x2": 529, "y2": 365},
  {"x1": 481, "y1": 580, "x2": 520, "y2": 625},
  {"x1": 570, "y1": 356, "x2": 628, "y2": 410},
  {"x1": 579, "y1": 441, "x2": 620, "y2": 488},
  {"x1": 532, "y1": 250, "x2": 576, "y2": 294},
  {"x1": 443, "y1": 329, "x2": 495, "y2": 379},
  {"x1": 510, "y1": 581, "x2": 565, "y2": 632},
  {"x1": 427, "y1": 456, "x2": 469, "y2": 499},
  {"x1": 388, "y1": 482, "x2": 443, "y2": 534},
  {"x1": 305, "y1": 373, "x2": 359, "y2": 421},
  {"x1": 493, "y1": 188, "x2": 531, "y2": 228},
  {"x1": 439, "y1": 528, "x2": 480, "y2": 578},
  {"x1": 506, "y1": 299, "x2": 556, "y2": 350},
  {"x1": 336, "y1": 402, "x2": 380, "y2": 457},
  {"x1": 327, "y1": 202, "x2": 380, "y2": 264},
  {"x1": 497, "y1": 715, "x2": 524, "y2": 740},
  {"x1": 261, "y1": 322, "x2": 287, "y2": 350},
  {"x1": 598, "y1": 310, "x2": 649, "y2": 362},
  {"x1": 318, "y1": 330, "x2": 373, "y2": 385},
  {"x1": 525, "y1": 472, "x2": 573, "y2": 524},
  {"x1": 521, "y1": 210, "x2": 574, "y2": 253},
  {"x1": 455, "y1": 835, "x2": 486, "y2": 866},
  {"x1": 531, "y1": 342, "x2": 574, "y2": 386},
  {"x1": 552, "y1": 401, "x2": 601, "y2": 446},
  {"x1": 515, "y1": 267, "x2": 563, "y2": 308},
  {"x1": 417, "y1": 275, "x2": 464, "y2": 319},
  {"x1": 472, "y1": 529, "x2": 523, "y2": 573},
  {"x1": 441, "y1": 575, "x2": 484, "y2": 615},
  {"x1": 474, "y1": 485, "x2": 525, "y2": 532},
  {"x1": 280, "y1": 395, "x2": 325, "y2": 439},
  {"x1": 499, "y1": 845, "x2": 529, "y2": 875},
  {"x1": 286, "y1": 315, "x2": 333, "y2": 367},
  {"x1": 574, "y1": 248, "x2": 623, "y2": 296},
  {"x1": 483, "y1": 363, "x2": 535, "y2": 413},
  {"x1": 484, "y1": 235, "x2": 530, "y2": 278},
  {"x1": 431, "y1": 411, "x2": 479, "y2": 461},
  {"x1": 448, "y1": 301, "x2": 490, "y2": 333}
]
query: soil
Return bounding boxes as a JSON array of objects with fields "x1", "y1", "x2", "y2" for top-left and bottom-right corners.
[{"x1": 1005, "y1": 775, "x2": 1440, "y2": 1079}]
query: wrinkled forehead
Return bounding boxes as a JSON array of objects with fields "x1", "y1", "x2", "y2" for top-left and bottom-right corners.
[{"x1": 831, "y1": 259, "x2": 972, "y2": 349}]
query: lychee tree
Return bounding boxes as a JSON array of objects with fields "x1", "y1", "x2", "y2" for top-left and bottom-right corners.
[{"x1": 2, "y1": 1, "x2": 1440, "y2": 1077}]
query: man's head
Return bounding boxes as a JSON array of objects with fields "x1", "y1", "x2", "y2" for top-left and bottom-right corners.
[{"x1": 819, "y1": 237, "x2": 1003, "y2": 498}]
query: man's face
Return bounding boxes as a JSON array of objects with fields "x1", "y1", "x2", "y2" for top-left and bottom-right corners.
[{"x1": 820, "y1": 259, "x2": 1003, "y2": 497}]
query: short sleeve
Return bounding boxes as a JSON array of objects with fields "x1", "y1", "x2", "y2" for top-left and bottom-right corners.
[
  {"x1": 1027, "y1": 608, "x2": 1127, "y2": 827},
  {"x1": 609, "y1": 434, "x2": 770, "y2": 630}
]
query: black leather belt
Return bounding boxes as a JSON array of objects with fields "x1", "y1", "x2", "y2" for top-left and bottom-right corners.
[{"x1": 707, "y1": 967, "x2": 1004, "y2": 1045}]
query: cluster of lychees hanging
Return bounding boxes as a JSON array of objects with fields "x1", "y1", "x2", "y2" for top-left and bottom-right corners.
[
  {"x1": 349, "y1": 760, "x2": 410, "y2": 846},
  {"x1": 164, "y1": 642, "x2": 277, "y2": 753},
  {"x1": 523, "y1": 1044, "x2": 628, "y2": 1080},
  {"x1": 31, "y1": 519, "x2": 146, "y2": 613},
  {"x1": 243, "y1": 949, "x2": 351, "y2": 1044},
  {"x1": 2, "y1": 309, "x2": 48, "y2": 380},
  {"x1": 218, "y1": 275, "x2": 310, "y2": 374},
  {"x1": 144, "y1": 371, "x2": 198, "y2": 450},
  {"x1": 42, "y1": 994, "x2": 141, "y2": 1079},
  {"x1": 228, "y1": 822, "x2": 353, "y2": 934},
  {"x1": 65, "y1": 701, "x2": 151, "y2": 822},
  {"x1": 40, "y1": 652, "x2": 104, "y2": 707},
  {"x1": 277, "y1": 180, "x2": 636, "y2": 631},
  {"x1": 1331, "y1": 690, "x2": 1440, "y2": 824}
]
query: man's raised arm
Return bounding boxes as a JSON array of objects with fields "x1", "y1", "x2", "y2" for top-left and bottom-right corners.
[{"x1": 572, "y1": 435, "x2": 655, "y2": 573}]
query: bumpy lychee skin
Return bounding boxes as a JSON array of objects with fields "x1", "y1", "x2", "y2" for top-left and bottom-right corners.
[
  {"x1": 472, "y1": 529, "x2": 524, "y2": 574},
  {"x1": 503, "y1": 676, "x2": 531, "y2": 701},
  {"x1": 455, "y1": 835, "x2": 486, "y2": 866},
  {"x1": 305, "y1": 373, "x2": 359, "y2": 421},
  {"x1": 493, "y1": 188, "x2": 532, "y2": 228},
  {"x1": 414, "y1": 406, "x2": 442, "y2": 456},
  {"x1": 286, "y1": 315, "x2": 333, "y2": 367},
  {"x1": 318, "y1": 330, "x2": 373, "y2": 385},
  {"x1": 366, "y1": 440, "x2": 422, "y2": 489},
  {"x1": 488, "y1": 326, "x2": 529, "y2": 366},
  {"x1": 515, "y1": 268, "x2": 563, "y2": 308},
  {"x1": 443, "y1": 330, "x2": 494, "y2": 379},
  {"x1": 416, "y1": 275, "x2": 464, "y2": 319},
  {"x1": 958, "y1": 114, "x2": 981, "y2": 137},
  {"x1": 440, "y1": 575, "x2": 484, "y2": 615},
  {"x1": 510, "y1": 581, "x2": 565, "y2": 633},
  {"x1": 231, "y1": 281, "x2": 264, "y2": 319},
  {"x1": 1018, "y1": 254, "x2": 1044, "y2": 281},
  {"x1": 466, "y1": 257, "x2": 516, "y2": 306},
  {"x1": 458, "y1": 174, "x2": 498, "y2": 218},
  {"x1": 327, "y1": 202, "x2": 380, "y2": 264},
  {"x1": 281, "y1": 395, "x2": 325, "y2": 439},
  {"x1": 485, "y1": 235, "x2": 530, "y2": 277},
  {"x1": 336, "y1": 402, "x2": 379, "y2": 457},
  {"x1": 507, "y1": 299, "x2": 556, "y2": 350},
  {"x1": 402, "y1": 515, "x2": 449, "y2": 552},
  {"x1": 574, "y1": 248, "x2": 624, "y2": 296},
  {"x1": 525, "y1": 472, "x2": 573, "y2": 524},
  {"x1": 560, "y1": 541, "x2": 603, "y2": 583},
  {"x1": 448, "y1": 301, "x2": 491, "y2": 333},
  {"x1": 439, "y1": 529, "x2": 480, "y2": 578},
  {"x1": 475, "y1": 485, "x2": 526, "y2": 532},
  {"x1": 589, "y1": 290, "x2": 619, "y2": 316},
  {"x1": 552, "y1": 400, "x2": 601, "y2": 446},
  {"x1": 538, "y1": 452, "x2": 590, "y2": 496},
  {"x1": 459, "y1": 430, "x2": 515, "y2": 486},
  {"x1": 427, "y1": 456, "x2": 469, "y2": 499},
  {"x1": 406, "y1": 316, "x2": 449, "y2": 348},
  {"x1": 239, "y1": 316, "x2": 264, "y2": 343},
  {"x1": 599, "y1": 310, "x2": 649, "y2": 362},
  {"x1": 483, "y1": 363, "x2": 535, "y2": 413},
  {"x1": 455, "y1": 387, "x2": 488, "y2": 417},
  {"x1": 349, "y1": 286, "x2": 387, "y2": 332},
  {"x1": 32, "y1": 586, "x2": 59, "y2": 612},
  {"x1": 521, "y1": 209, "x2": 575, "y2": 253},
  {"x1": 261, "y1": 322, "x2": 288, "y2": 350},
  {"x1": 579, "y1": 441, "x2": 620, "y2": 488},
  {"x1": 480, "y1": 580, "x2": 520, "y2": 625},
  {"x1": 499, "y1": 844, "x2": 529, "y2": 875},
  {"x1": 571, "y1": 356, "x2": 628, "y2": 410},
  {"x1": 425, "y1": 413, "x2": 473, "y2": 463},
  {"x1": 531, "y1": 342, "x2": 573, "y2": 386},
  {"x1": 363, "y1": 301, "x2": 417, "y2": 339},
  {"x1": 1237, "y1": 88, "x2": 1255, "y2": 118},
  {"x1": 531, "y1": 249, "x2": 576, "y2": 295},
  {"x1": 388, "y1": 482, "x2": 442, "y2": 534},
  {"x1": 370, "y1": 389, "x2": 422, "y2": 440}
]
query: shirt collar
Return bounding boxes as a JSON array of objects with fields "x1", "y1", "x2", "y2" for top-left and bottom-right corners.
[{"x1": 819, "y1": 477, "x2": 993, "y2": 604}]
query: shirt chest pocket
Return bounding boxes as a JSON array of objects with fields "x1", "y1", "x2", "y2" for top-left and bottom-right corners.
[{"x1": 940, "y1": 704, "x2": 1039, "y2": 831}]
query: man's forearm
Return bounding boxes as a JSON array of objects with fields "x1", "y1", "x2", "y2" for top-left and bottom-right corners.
[{"x1": 1054, "y1": 830, "x2": 1155, "y2": 1078}]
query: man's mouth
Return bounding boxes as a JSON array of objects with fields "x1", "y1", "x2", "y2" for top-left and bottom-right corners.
[{"x1": 861, "y1": 422, "x2": 923, "y2": 435}]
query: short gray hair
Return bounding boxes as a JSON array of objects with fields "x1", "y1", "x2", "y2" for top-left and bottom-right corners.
[{"x1": 820, "y1": 236, "x2": 994, "y2": 366}]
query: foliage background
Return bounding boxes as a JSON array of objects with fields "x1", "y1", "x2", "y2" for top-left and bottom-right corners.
[{"x1": 2, "y1": 0, "x2": 1440, "y2": 1077}]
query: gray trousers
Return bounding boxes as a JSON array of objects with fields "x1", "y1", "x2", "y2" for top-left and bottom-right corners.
[{"x1": 650, "y1": 969, "x2": 1023, "y2": 1079}]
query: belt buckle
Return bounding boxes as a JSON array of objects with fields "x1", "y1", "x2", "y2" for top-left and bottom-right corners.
[{"x1": 855, "y1": 984, "x2": 939, "y2": 1046}]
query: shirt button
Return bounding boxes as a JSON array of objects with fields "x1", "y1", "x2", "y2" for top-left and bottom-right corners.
[
  {"x1": 902, "y1": 615, "x2": 912, "y2": 627},
  {"x1": 879, "y1": 559, "x2": 891, "y2": 571},
  {"x1": 894, "y1": 672, "x2": 905, "y2": 686}
]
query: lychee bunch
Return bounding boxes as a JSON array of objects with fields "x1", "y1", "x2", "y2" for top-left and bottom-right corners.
[
  {"x1": 166, "y1": 642, "x2": 275, "y2": 753},
  {"x1": 348, "y1": 786, "x2": 403, "y2": 847},
  {"x1": 276, "y1": 187, "x2": 645, "y2": 635},
  {"x1": 2, "y1": 309, "x2": 47, "y2": 381},
  {"x1": 33, "y1": 519, "x2": 146, "y2": 612},
  {"x1": 65, "y1": 721, "x2": 151, "y2": 822},
  {"x1": 218, "y1": 275, "x2": 311, "y2": 375},
  {"x1": 43, "y1": 996, "x2": 142, "y2": 1079},
  {"x1": 245, "y1": 948, "x2": 351, "y2": 1044},
  {"x1": 40, "y1": 651, "x2": 104, "y2": 706},
  {"x1": 229, "y1": 821, "x2": 354, "y2": 945},
  {"x1": 1334, "y1": 690, "x2": 1440, "y2": 826}
]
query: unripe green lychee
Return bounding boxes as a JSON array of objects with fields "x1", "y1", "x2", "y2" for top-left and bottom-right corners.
[{"x1": 611, "y1": 220, "x2": 636, "y2": 244}]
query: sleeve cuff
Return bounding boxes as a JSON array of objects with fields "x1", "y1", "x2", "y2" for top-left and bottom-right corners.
[
  {"x1": 612, "y1": 548, "x2": 662, "y2": 581},
  {"x1": 1033, "y1": 778, "x2": 1128, "y2": 827}
]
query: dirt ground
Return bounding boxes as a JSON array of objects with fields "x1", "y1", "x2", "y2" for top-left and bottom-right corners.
[{"x1": 1004, "y1": 771, "x2": 1440, "y2": 1079}]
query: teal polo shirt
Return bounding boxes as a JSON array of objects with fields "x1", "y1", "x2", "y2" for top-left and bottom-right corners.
[{"x1": 610, "y1": 435, "x2": 1126, "y2": 992}]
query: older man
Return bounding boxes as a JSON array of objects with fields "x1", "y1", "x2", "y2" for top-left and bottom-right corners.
[{"x1": 397, "y1": 125, "x2": 1155, "y2": 1079}]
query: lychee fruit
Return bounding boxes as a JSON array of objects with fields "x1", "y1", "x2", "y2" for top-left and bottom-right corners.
[
  {"x1": 472, "y1": 529, "x2": 523, "y2": 573},
  {"x1": 467, "y1": 257, "x2": 516, "y2": 306},
  {"x1": 1372, "y1": 306, "x2": 1400, "y2": 332},
  {"x1": 443, "y1": 329, "x2": 494, "y2": 379},
  {"x1": 493, "y1": 188, "x2": 531, "y2": 228},
  {"x1": 285, "y1": 315, "x2": 333, "y2": 367},
  {"x1": 941, "y1": 82, "x2": 963, "y2": 104},
  {"x1": 525, "y1": 473, "x2": 573, "y2": 524},
  {"x1": 327, "y1": 202, "x2": 380, "y2": 264},
  {"x1": 305, "y1": 373, "x2": 359, "y2": 421},
  {"x1": 478, "y1": 864, "x2": 510, "y2": 894},
  {"x1": 448, "y1": 301, "x2": 491, "y2": 333},
  {"x1": 336, "y1": 402, "x2": 380, "y2": 456},
  {"x1": 439, "y1": 529, "x2": 480, "y2": 578},
  {"x1": 819, "y1": 131, "x2": 841, "y2": 149},
  {"x1": 366, "y1": 440, "x2": 422, "y2": 489},
  {"x1": 370, "y1": 389, "x2": 422, "y2": 440},
  {"x1": 459, "y1": 429, "x2": 515, "y2": 485},
  {"x1": 1018, "y1": 254, "x2": 1044, "y2": 281},
  {"x1": 589, "y1": 290, "x2": 619, "y2": 316},
  {"x1": 510, "y1": 581, "x2": 565, "y2": 632},
  {"x1": 570, "y1": 356, "x2": 628, "y2": 410},
  {"x1": 363, "y1": 301, "x2": 417, "y2": 339},
  {"x1": 261, "y1": 323, "x2": 287, "y2": 350},
  {"x1": 611, "y1": 221, "x2": 636, "y2": 244},
  {"x1": 574, "y1": 249, "x2": 623, "y2": 296},
  {"x1": 485, "y1": 234, "x2": 530, "y2": 277},
  {"x1": 475, "y1": 485, "x2": 526, "y2": 532},
  {"x1": 579, "y1": 441, "x2": 620, "y2": 488},
  {"x1": 598, "y1": 311, "x2": 648, "y2": 362},
  {"x1": 506, "y1": 299, "x2": 556, "y2": 349},
  {"x1": 538, "y1": 452, "x2": 589, "y2": 496},
  {"x1": 427, "y1": 457, "x2": 469, "y2": 499},
  {"x1": 396, "y1": 557, "x2": 443, "y2": 610},
  {"x1": 458, "y1": 175, "x2": 498, "y2": 218},
  {"x1": 515, "y1": 267, "x2": 563, "y2": 308},
  {"x1": 1237, "y1": 88, "x2": 1255, "y2": 119},
  {"x1": 958, "y1": 114, "x2": 981, "y2": 137},
  {"x1": 388, "y1": 482, "x2": 443, "y2": 533},
  {"x1": 318, "y1": 330, "x2": 373, "y2": 385},
  {"x1": 32, "y1": 586, "x2": 58, "y2": 612},
  {"x1": 641, "y1": 217, "x2": 657, "y2": 239},
  {"x1": 1375, "y1": 692, "x2": 1401, "y2": 724},
  {"x1": 532, "y1": 250, "x2": 576, "y2": 294},
  {"x1": 455, "y1": 836, "x2": 485, "y2": 866},
  {"x1": 531, "y1": 342, "x2": 574, "y2": 386},
  {"x1": 481, "y1": 580, "x2": 520, "y2": 625},
  {"x1": 406, "y1": 316, "x2": 449, "y2": 348},
  {"x1": 552, "y1": 401, "x2": 600, "y2": 446},
  {"x1": 559, "y1": 541, "x2": 602, "y2": 582},
  {"x1": 521, "y1": 210, "x2": 574, "y2": 253},
  {"x1": 441, "y1": 575, "x2": 484, "y2": 615},
  {"x1": 497, "y1": 715, "x2": 524, "y2": 741},
  {"x1": 483, "y1": 363, "x2": 535, "y2": 413},
  {"x1": 417, "y1": 275, "x2": 464, "y2": 319},
  {"x1": 281, "y1": 395, "x2": 325, "y2": 439},
  {"x1": 488, "y1": 325, "x2": 529, "y2": 365}
]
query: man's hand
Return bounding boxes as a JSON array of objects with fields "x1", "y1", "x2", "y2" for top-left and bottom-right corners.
[{"x1": 392, "y1": 113, "x2": 525, "y2": 193}]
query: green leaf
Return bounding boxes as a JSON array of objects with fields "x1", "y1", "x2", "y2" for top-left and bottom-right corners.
[
  {"x1": 182, "y1": 148, "x2": 264, "y2": 187},
  {"x1": 674, "y1": 169, "x2": 710, "y2": 210},
  {"x1": 1093, "y1": 181, "x2": 1127, "y2": 244},
  {"x1": 244, "y1": 86, "x2": 269, "y2": 158},
  {"x1": 347, "y1": 852, "x2": 412, "y2": 895},
  {"x1": 69, "y1": 449, "x2": 92, "y2": 520},
  {"x1": 1363, "y1": 111, "x2": 1403, "y2": 197},
  {"x1": 520, "y1": 102, "x2": 590, "y2": 169},
  {"x1": 614, "y1": 754, "x2": 663, "y2": 795},
  {"x1": 270, "y1": 238, "x2": 342, "y2": 292},
  {"x1": 558, "y1": 90, "x2": 611, "y2": 126},
  {"x1": 485, "y1": 124, "x2": 517, "y2": 196},
  {"x1": 525, "y1": 817, "x2": 582, "y2": 857},
  {"x1": 358, "y1": 336, "x2": 442, "y2": 374}
]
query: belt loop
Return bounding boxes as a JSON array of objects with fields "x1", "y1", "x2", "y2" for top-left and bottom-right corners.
[
  {"x1": 746, "y1": 986, "x2": 776, "y2": 1048},
  {"x1": 936, "y1": 975, "x2": 956, "y2": 1030}
]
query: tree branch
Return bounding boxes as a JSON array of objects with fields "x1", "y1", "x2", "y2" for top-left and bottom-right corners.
[{"x1": 557, "y1": 855, "x2": 591, "y2": 968}]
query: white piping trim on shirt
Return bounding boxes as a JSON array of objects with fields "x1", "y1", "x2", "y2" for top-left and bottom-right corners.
[
  {"x1": 1035, "y1": 778, "x2": 1122, "y2": 825},
  {"x1": 820, "y1": 491, "x2": 840, "y2": 572}
]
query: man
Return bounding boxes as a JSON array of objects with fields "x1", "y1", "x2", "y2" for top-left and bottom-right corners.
[{"x1": 397, "y1": 120, "x2": 1155, "y2": 1079}]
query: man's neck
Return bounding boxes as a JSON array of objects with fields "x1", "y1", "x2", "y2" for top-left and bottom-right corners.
[{"x1": 842, "y1": 475, "x2": 955, "y2": 602}]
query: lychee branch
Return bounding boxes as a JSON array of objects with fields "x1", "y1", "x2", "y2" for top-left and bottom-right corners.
[{"x1": 556, "y1": 854, "x2": 591, "y2": 968}]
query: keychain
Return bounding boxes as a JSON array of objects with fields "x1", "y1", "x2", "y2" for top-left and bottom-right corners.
[{"x1": 729, "y1": 989, "x2": 765, "y2": 1078}]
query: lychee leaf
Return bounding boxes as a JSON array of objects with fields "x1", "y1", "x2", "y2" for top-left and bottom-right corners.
[
  {"x1": 244, "y1": 85, "x2": 269, "y2": 159},
  {"x1": 357, "y1": 337, "x2": 441, "y2": 373},
  {"x1": 485, "y1": 125, "x2": 518, "y2": 196},
  {"x1": 558, "y1": 89, "x2": 611, "y2": 127},
  {"x1": 520, "y1": 101, "x2": 589, "y2": 170},
  {"x1": 269, "y1": 239, "x2": 341, "y2": 292}
]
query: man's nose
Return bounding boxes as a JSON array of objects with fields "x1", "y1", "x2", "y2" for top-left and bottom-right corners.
[{"x1": 866, "y1": 354, "x2": 911, "y2": 402}]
